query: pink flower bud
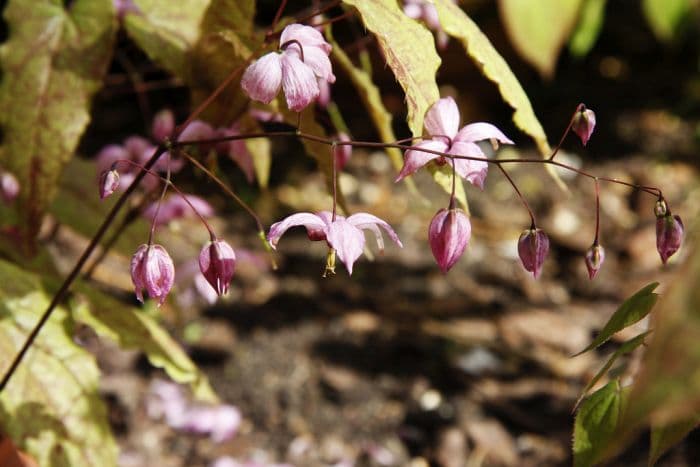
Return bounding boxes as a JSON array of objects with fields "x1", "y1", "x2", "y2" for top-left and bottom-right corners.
[
  {"x1": 152, "y1": 109, "x2": 175, "y2": 142},
  {"x1": 131, "y1": 244, "x2": 175, "y2": 306},
  {"x1": 199, "y1": 240, "x2": 236, "y2": 296},
  {"x1": 333, "y1": 133, "x2": 352, "y2": 171},
  {"x1": 584, "y1": 244, "x2": 605, "y2": 280},
  {"x1": 98, "y1": 169, "x2": 120, "y2": 199},
  {"x1": 656, "y1": 214, "x2": 683, "y2": 264},
  {"x1": 571, "y1": 105, "x2": 596, "y2": 146},
  {"x1": 0, "y1": 171, "x2": 20, "y2": 203},
  {"x1": 517, "y1": 228, "x2": 549, "y2": 278},
  {"x1": 428, "y1": 207, "x2": 471, "y2": 273}
]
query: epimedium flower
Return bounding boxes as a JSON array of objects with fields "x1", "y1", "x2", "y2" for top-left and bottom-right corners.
[
  {"x1": 571, "y1": 105, "x2": 596, "y2": 146},
  {"x1": 98, "y1": 169, "x2": 120, "y2": 199},
  {"x1": 267, "y1": 211, "x2": 402, "y2": 275},
  {"x1": 131, "y1": 244, "x2": 175, "y2": 306},
  {"x1": 199, "y1": 239, "x2": 236, "y2": 296},
  {"x1": 429, "y1": 206, "x2": 471, "y2": 273},
  {"x1": 517, "y1": 227, "x2": 549, "y2": 279},
  {"x1": 403, "y1": 0, "x2": 455, "y2": 49},
  {"x1": 241, "y1": 23, "x2": 335, "y2": 112},
  {"x1": 396, "y1": 96, "x2": 514, "y2": 189},
  {"x1": 584, "y1": 243, "x2": 605, "y2": 280},
  {"x1": 656, "y1": 213, "x2": 683, "y2": 264}
]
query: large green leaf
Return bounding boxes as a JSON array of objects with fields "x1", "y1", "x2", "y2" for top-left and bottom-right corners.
[
  {"x1": 342, "y1": 0, "x2": 441, "y2": 138},
  {"x1": 124, "y1": 0, "x2": 210, "y2": 79},
  {"x1": 574, "y1": 282, "x2": 658, "y2": 356},
  {"x1": 0, "y1": 261, "x2": 117, "y2": 467},
  {"x1": 569, "y1": 0, "x2": 608, "y2": 57},
  {"x1": 0, "y1": 0, "x2": 117, "y2": 254},
  {"x1": 499, "y1": 0, "x2": 583, "y2": 78},
  {"x1": 642, "y1": 0, "x2": 691, "y2": 42}
]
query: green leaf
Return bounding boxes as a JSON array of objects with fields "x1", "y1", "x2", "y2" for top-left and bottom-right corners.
[
  {"x1": 433, "y1": 0, "x2": 564, "y2": 189},
  {"x1": 71, "y1": 285, "x2": 217, "y2": 402},
  {"x1": 198, "y1": 0, "x2": 255, "y2": 38},
  {"x1": 642, "y1": 0, "x2": 691, "y2": 42},
  {"x1": 342, "y1": 0, "x2": 441, "y2": 138},
  {"x1": 0, "y1": 0, "x2": 117, "y2": 254},
  {"x1": 575, "y1": 331, "x2": 651, "y2": 409},
  {"x1": 124, "y1": 0, "x2": 210, "y2": 79},
  {"x1": 245, "y1": 131, "x2": 271, "y2": 189},
  {"x1": 569, "y1": 0, "x2": 608, "y2": 57},
  {"x1": 0, "y1": 260, "x2": 117, "y2": 466},
  {"x1": 498, "y1": 0, "x2": 583, "y2": 78},
  {"x1": 649, "y1": 415, "x2": 700, "y2": 466},
  {"x1": 573, "y1": 380, "x2": 627, "y2": 467},
  {"x1": 574, "y1": 282, "x2": 659, "y2": 356}
]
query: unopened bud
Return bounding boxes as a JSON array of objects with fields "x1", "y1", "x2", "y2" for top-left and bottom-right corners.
[
  {"x1": 584, "y1": 244, "x2": 605, "y2": 280},
  {"x1": 99, "y1": 169, "x2": 120, "y2": 199},
  {"x1": 428, "y1": 207, "x2": 471, "y2": 273},
  {"x1": 0, "y1": 171, "x2": 20, "y2": 203},
  {"x1": 152, "y1": 109, "x2": 175, "y2": 142},
  {"x1": 518, "y1": 228, "x2": 549, "y2": 279},
  {"x1": 131, "y1": 244, "x2": 175, "y2": 306},
  {"x1": 572, "y1": 105, "x2": 596, "y2": 146},
  {"x1": 199, "y1": 239, "x2": 236, "y2": 296},
  {"x1": 656, "y1": 214, "x2": 683, "y2": 264}
]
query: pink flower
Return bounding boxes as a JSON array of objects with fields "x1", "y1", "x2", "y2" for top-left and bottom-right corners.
[
  {"x1": 268, "y1": 211, "x2": 402, "y2": 274},
  {"x1": 517, "y1": 227, "x2": 549, "y2": 279},
  {"x1": 241, "y1": 23, "x2": 335, "y2": 112},
  {"x1": 199, "y1": 239, "x2": 236, "y2": 296},
  {"x1": 152, "y1": 108, "x2": 175, "y2": 142},
  {"x1": 98, "y1": 169, "x2": 120, "y2": 199},
  {"x1": 396, "y1": 97, "x2": 513, "y2": 189},
  {"x1": 429, "y1": 207, "x2": 471, "y2": 273},
  {"x1": 584, "y1": 243, "x2": 605, "y2": 279},
  {"x1": 656, "y1": 214, "x2": 683, "y2": 264},
  {"x1": 0, "y1": 170, "x2": 20, "y2": 203},
  {"x1": 404, "y1": 0, "x2": 453, "y2": 49},
  {"x1": 131, "y1": 244, "x2": 175, "y2": 306},
  {"x1": 571, "y1": 105, "x2": 596, "y2": 146}
]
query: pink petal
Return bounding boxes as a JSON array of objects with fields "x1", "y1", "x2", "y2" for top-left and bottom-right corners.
[
  {"x1": 241, "y1": 52, "x2": 283, "y2": 104},
  {"x1": 281, "y1": 52, "x2": 320, "y2": 112},
  {"x1": 295, "y1": 45, "x2": 336, "y2": 83},
  {"x1": 449, "y1": 141, "x2": 488, "y2": 189},
  {"x1": 424, "y1": 97, "x2": 460, "y2": 139},
  {"x1": 326, "y1": 219, "x2": 365, "y2": 275},
  {"x1": 455, "y1": 122, "x2": 514, "y2": 145},
  {"x1": 267, "y1": 213, "x2": 328, "y2": 249},
  {"x1": 395, "y1": 139, "x2": 447, "y2": 182},
  {"x1": 347, "y1": 213, "x2": 403, "y2": 251},
  {"x1": 403, "y1": 2, "x2": 423, "y2": 19},
  {"x1": 280, "y1": 23, "x2": 332, "y2": 54}
]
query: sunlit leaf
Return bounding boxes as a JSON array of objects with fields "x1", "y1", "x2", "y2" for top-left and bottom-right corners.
[
  {"x1": 72, "y1": 285, "x2": 217, "y2": 402},
  {"x1": 245, "y1": 128, "x2": 272, "y2": 189},
  {"x1": 573, "y1": 380, "x2": 628, "y2": 467},
  {"x1": 649, "y1": 415, "x2": 700, "y2": 466},
  {"x1": 498, "y1": 0, "x2": 583, "y2": 78},
  {"x1": 0, "y1": 0, "x2": 117, "y2": 254},
  {"x1": 0, "y1": 261, "x2": 117, "y2": 467},
  {"x1": 342, "y1": 0, "x2": 441, "y2": 138},
  {"x1": 642, "y1": 0, "x2": 691, "y2": 42},
  {"x1": 569, "y1": 0, "x2": 608, "y2": 57},
  {"x1": 124, "y1": 0, "x2": 210, "y2": 79},
  {"x1": 574, "y1": 282, "x2": 658, "y2": 356}
]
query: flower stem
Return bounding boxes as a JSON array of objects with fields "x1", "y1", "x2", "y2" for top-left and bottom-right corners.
[
  {"x1": 549, "y1": 103, "x2": 585, "y2": 161},
  {"x1": 497, "y1": 164, "x2": 536, "y2": 227}
]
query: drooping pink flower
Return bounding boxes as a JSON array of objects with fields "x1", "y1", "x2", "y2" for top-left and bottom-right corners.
[
  {"x1": 584, "y1": 243, "x2": 605, "y2": 279},
  {"x1": 0, "y1": 170, "x2": 20, "y2": 203},
  {"x1": 656, "y1": 214, "x2": 683, "y2": 264},
  {"x1": 199, "y1": 239, "x2": 236, "y2": 296},
  {"x1": 152, "y1": 108, "x2": 175, "y2": 142},
  {"x1": 98, "y1": 169, "x2": 120, "y2": 199},
  {"x1": 241, "y1": 23, "x2": 335, "y2": 112},
  {"x1": 142, "y1": 194, "x2": 214, "y2": 226},
  {"x1": 429, "y1": 207, "x2": 471, "y2": 273},
  {"x1": 571, "y1": 105, "x2": 596, "y2": 146},
  {"x1": 396, "y1": 97, "x2": 513, "y2": 189},
  {"x1": 403, "y1": 0, "x2": 454, "y2": 49},
  {"x1": 517, "y1": 228, "x2": 549, "y2": 279},
  {"x1": 268, "y1": 211, "x2": 402, "y2": 274},
  {"x1": 131, "y1": 244, "x2": 175, "y2": 306}
]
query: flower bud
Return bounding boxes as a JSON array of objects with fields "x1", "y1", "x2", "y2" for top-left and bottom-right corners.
[
  {"x1": 131, "y1": 244, "x2": 175, "y2": 306},
  {"x1": 518, "y1": 228, "x2": 549, "y2": 278},
  {"x1": 0, "y1": 170, "x2": 20, "y2": 203},
  {"x1": 98, "y1": 169, "x2": 120, "y2": 199},
  {"x1": 199, "y1": 239, "x2": 236, "y2": 296},
  {"x1": 429, "y1": 207, "x2": 471, "y2": 273},
  {"x1": 572, "y1": 106, "x2": 596, "y2": 146},
  {"x1": 656, "y1": 214, "x2": 683, "y2": 264},
  {"x1": 584, "y1": 244, "x2": 605, "y2": 280},
  {"x1": 152, "y1": 109, "x2": 175, "y2": 142}
]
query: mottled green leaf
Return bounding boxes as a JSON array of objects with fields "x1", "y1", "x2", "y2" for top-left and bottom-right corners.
[
  {"x1": 0, "y1": 260, "x2": 117, "y2": 467},
  {"x1": 573, "y1": 380, "x2": 627, "y2": 467},
  {"x1": 72, "y1": 285, "x2": 217, "y2": 401},
  {"x1": 649, "y1": 415, "x2": 700, "y2": 466},
  {"x1": 642, "y1": 0, "x2": 691, "y2": 42},
  {"x1": 574, "y1": 283, "x2": 658, "y2": 356},
  {"x1": 499, "y1": 0, "x2": 583, "y2": 78},
  {"x1": 569, "y1": 0, "x2": 608, "y2": 57},
  {"x1": 0, "y1": 0, "x2": 117, "y2": 253},
  {"x1": 342, "y1": 0, "x2": 441, "y2": 138},
  {"x1": 124, "y1": 0, "x2": 209, "y2": 79}
]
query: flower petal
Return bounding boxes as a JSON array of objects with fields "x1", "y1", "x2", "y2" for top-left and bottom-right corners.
[
  {"x1": 241, "y1": 52, "x2": 283, "y2": 104},
  {"x1": 280, "y1": 23, "x2": 332, "y2": 54},
  {"x1": 455, "y1": 122, "x2": 514, "y2": 145},
  {"x1": 326, "y1": 218, "x2": 365, "y2": 275},
  {"x1": 449, "y1": 141, "x2": 488, "y2": 189},
  {"x1": 281, "y1": 52, "x2": 320, "y2": 112},
  {"x1": 424, "y1": 97, "x2": 460, "y2": 139},
  {"x1": 268, "y1": 212, "x2": 327, "y2": 249},
  {"x1": 297, "y1": 45, "x2": 336, "y2": 83},
  {"x1": 395, "y1": 139, "x2": 447, "y2": 182},
  {"x1": 347, "y1": 212, "x2": 403, "y2": 251}
]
